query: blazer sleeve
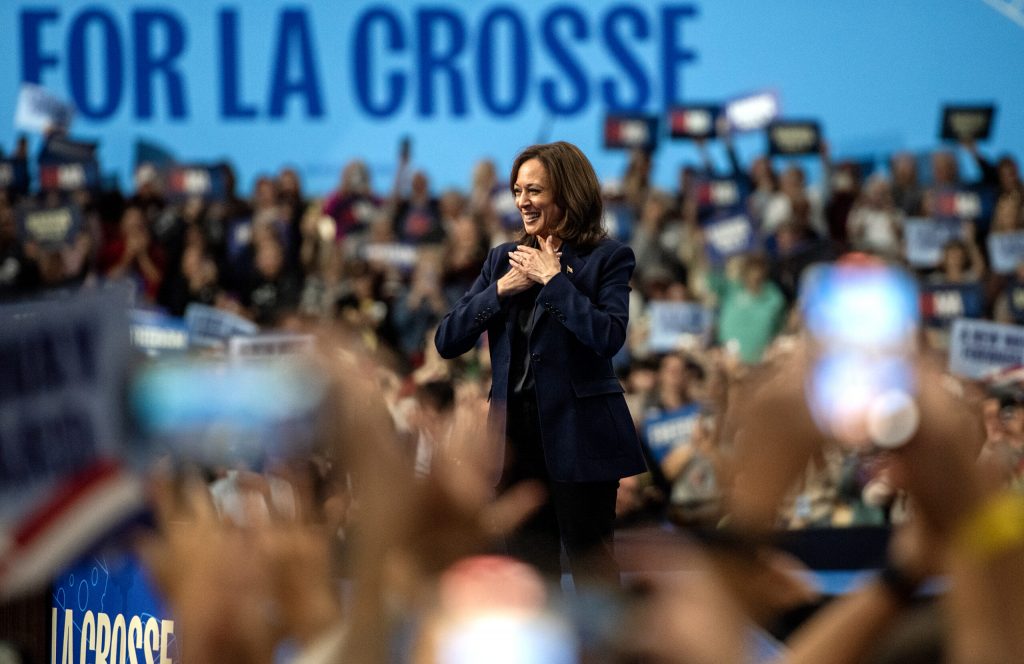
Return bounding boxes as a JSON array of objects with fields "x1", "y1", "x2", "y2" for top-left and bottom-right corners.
[
  {"x1": 434, "y1": 247, "x2": 504, "y2": 359},
  {"x1": 535, "y1": 242, "x2": 635, "y2": 358}
]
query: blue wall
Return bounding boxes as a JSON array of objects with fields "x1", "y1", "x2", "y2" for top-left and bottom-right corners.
[{"x1": 1, "y1": 0, "x2": 1021, "y2": 194}]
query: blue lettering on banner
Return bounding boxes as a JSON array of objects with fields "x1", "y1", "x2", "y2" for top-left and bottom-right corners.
[
  {"x1": 129, "y1": 309, "x2": 189, "y2": 356},
  {"x1": 949, "y1": 318, "x2": 1024, "y2": 379},
  {"x1": 644, "y1": 403, "x2": 701, "y2": 462},
  {"x1": 18, "y1": 4, "x2": 698, "y2": 122},
  {"x1": 988, "y1": 231, "x2": 1024, "y2": 275},
  {"x1": 184, "y1": 302, "x2": 258, "y2": 348},
  {"x1": 648, "y1": 300, "x2": 713, "y2": 352}
]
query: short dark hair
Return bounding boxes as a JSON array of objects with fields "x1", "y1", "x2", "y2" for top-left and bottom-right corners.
[{"x1": 510, "y1": 141, "x2": 607, "y2": 248}]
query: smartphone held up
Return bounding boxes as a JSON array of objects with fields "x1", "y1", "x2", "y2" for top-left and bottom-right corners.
[{"x1": 801, "y1": 256, "x2": 921, "y2": 449}]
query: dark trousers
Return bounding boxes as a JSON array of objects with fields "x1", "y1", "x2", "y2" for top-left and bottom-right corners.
[{"x1": 501, "y1": 393, "x2": 620, "y2": 588}]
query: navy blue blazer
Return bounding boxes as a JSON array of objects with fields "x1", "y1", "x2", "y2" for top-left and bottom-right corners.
[{"x1": 435, "y1": 237, "x2": 647, "y2": 482}]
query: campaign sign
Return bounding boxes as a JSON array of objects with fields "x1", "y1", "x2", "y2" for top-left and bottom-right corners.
[
  {"x1": 949, "y1": 318, "x2": 1024, "y2": 379},
  {"x1": 903, "y1": 217, "x2": 964, "y2": 268},
  {"x1": 129, "y1": 309, "x2": 189, "y2": 357},
  {"x1": 648, "y1": 301, "x2": 713, "y2": 353},
  {"x1": 184, "y1": 302, "x2": 259, "y2": 349},
  {"x1": 165, "y1": 164, "x2": 227, "y2": 202},
  {"x1": 988, "y1": 232, "x2": 1024, "y2": 274},
  {"x1": 940, "y1": 105, "x2": 995, "y2": 142},
  {"x1": 920, "y1": 282, "x2": 984, "y2": 327},
  {"x1": 51, "y1": 549, "x2": 179, "y2": 664},
  {"x1": 767, "y1": 120, "x2": 822, "y2": 156},
  {"x1": 604, "y1": 114, "x2": 658, "y2": 151},
  {"x1": 228, "y1": 333, "x2": 316, "y2": 361},
  {"x1": 931, "y1": 188, "x2": 984, "y2": 221},
  {"x1": 703, "y1": 213, "x2": 758, "y2": 264},
  {"x1": 362, "y1": 242, "x2": 419, "y2": 269},
  {"x1": 39, "y1": 135, "x2": 98, "y2": 164},
  {"x1": 0, "y1": 157, "x2": 29, "y2": 196},
  {"x1": 643, "y1": 403, "x2": 701, "y2": 463},
  {"x1": 668, "y1": 104, "x2": 721, "y2": 139},
  {"x1": 14, "y1": 82, "x2": 74, "y2": 133},
  {"x1": 0, "y1": 288, "x2": 130, "y2": 511},
  {"x1": 724, "y1": 90, "x2": 780, "y2": 133},
  {"x1": 38, "y1": 161, "x2": 101, "y2": 192},
  {"x1": 693, "y1": 177, "x2": 745, "y2": 217},
  {"x1": 17, "y1": 204, "x2": 82, "y2": 247}
]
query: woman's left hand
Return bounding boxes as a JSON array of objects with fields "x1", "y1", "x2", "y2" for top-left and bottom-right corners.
[{"x1": 508, "y1": 235, "x2": 562, "y2": 285}]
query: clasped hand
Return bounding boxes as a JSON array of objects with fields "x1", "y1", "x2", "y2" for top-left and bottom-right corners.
[{"x1": 498, "y1": 235, "x2": 561, "y2": 297}]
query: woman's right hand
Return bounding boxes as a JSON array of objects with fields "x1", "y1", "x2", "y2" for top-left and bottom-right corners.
[{"x1": 496, "y1": 266, "x2": 533, "y2": 298}]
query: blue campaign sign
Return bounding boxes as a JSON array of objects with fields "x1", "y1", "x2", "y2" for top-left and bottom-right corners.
[
  {"x1": 693, "y1": 177, "x2": 746, "y2": 219},
  {"x1": 165, "y1": 164, "x2": 228, "y2": 202},
  {"x1": 643, "y1": 403, "x2": 701, "y2": 462},
  {"x1": 129, "y1": 309, "x2": 190, "y2": 356},
  {"x1": 988, "y1": 231, "x2": 1024, "y2": 274},
  {"x1": 648, "y1": 300, "x2": 713, "y2": 352},
  {"x1": 903, "y1": 217, "x2": 964, "y2": 268},
  {"x1": 920, "y1": 282, "x2": 984, "y2": 327},
  {"x1": 930, "y1": 187, "x2": 988, "y2": 222},
  {"x1": 949, "y1": 318, "x2": 1024, "y2": 379},
  {"x1": 184, "y1": 302, "x2": 259, "y2": 348},
  {"x1": 702, "y1": 213, "x2": 757, "y2": 264},
  {"x1": 17, "y1": 204, "x2": 83, "y2": 247},
  {"x1": 51, "y1": 549, "x2": 179, "y2": 664}
]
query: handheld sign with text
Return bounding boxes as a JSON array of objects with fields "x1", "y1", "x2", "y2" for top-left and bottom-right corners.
[
  {"x1": 643, "y1": 404, "x2": 702, "y2": 463},
  {"x1": 228, "y1": 333, "x2": 316, "y2": 361},
  {"x1": 52, "y1": 550, "x2": 178, "y2": 664},
  {"x1": 930, "y1": 187, "x2": 985, "y2": 221},
  {"x1": 0, "y1": 289, "x2": 142, "y2": 598},
  {"x1": 988, "y1": 231, "x2": 1024, "y2": 274},
  {"x1": 17, "y1": 204, "x2": 83, "y2": 247},
  {"x1": 38, "y1": 135, "x2": 101, "y2": 191},
  {"x1": 129, "y1": 309, "x2": 189, "y2": 357},
  {"x1": 702, "y1": 213, "x2": 758, "y2": 264},
  {"x1": 767, "y1": 120, "x2": 822, "y2": 156},
  {"x1": 362, "y1": 242, "x2": 420, "y2": 270},
  {"x1": 14, "y1": 82, "x2": 74, "y2": 133},
  {"x1": 920, "y1": 282, "x2": 985, "y2": 327},
  {"x1": 165, "y1": 164, "x2": 227, "y2": 202},
  {"x1": 648, "y1": 301, "x2": 714, "y2": 353},
  {"x1": 693, "y1": 177, "x2": 746, "y2": 220},
  {"x1": 184, "y1": 302, "x2": 258, "y2": 349},
  {"x1": 604, "y1": 114, "x2": 658, "y2": 151},
  {"x1": 724, "y1": 90, "x2": 780, "y2": 133},
  {"x1": 668, "y1": 105, "x2": 721, "y2": 139},
  {"x1": 940, "y1": 105, "x2": 995, "y2": 142},
  {"x1": 949, "y1": 318, "x2": 1024, "y2": 379},
  {"x1": 0, "y1": 157, "x2": 29, "y2": 196},
  {"x1": 903, "y1": 217, "x2": 964, "y2": 268}
]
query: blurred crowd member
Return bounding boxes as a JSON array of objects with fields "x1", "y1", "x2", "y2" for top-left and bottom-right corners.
[
  {"x1": 242, "y1": 228, "x2": 302, "y2": 326},
  {"x1": 410, "y1": 379, "x2": 457, "y2": 477},
  {"x1": 390, "y1": 250, "x2": 449, "y2": 364},
  {"x1": 927, "y1": 236, "x2": 985, "y2": 286},
  {"x1": 322, "y1": 159, "x2": 380, "y2": 243},
  {"x1": 393, "y1": 170, "x2": 444, "y2": 245},
  {"x1": 711, "y1": 253, "x2": 786, "y2": 364},
  {"x1": 621, "y1": 147, "x2": 653, "y2": 216},
  {"x1": 824, "y1": 160, "x2": 863, "y2": 245},
  {"x1": 162, "y1": 226, "x2": 221, "y2": 315},
  {"x1": 441, "y1": 212, "x2": 489, "y2": 306},
  {"x1": 889, "y1": 152, "x2": 924, "y2": 217},
  {"x1": 630, "y1": 189, "x2": 687, "y2": 289},
  {"x1": 99, "y1": 205, "x2": 166, "y2": 302},
  {"x1": 846, "y1": 174, "x2": 903, "y2": 260},
  {"x1": 989, "y1": 193, "x2": 1024, "y2": 235},
  {"x1": 763, "y1": 145, "x2": 831, "y2": 238}
]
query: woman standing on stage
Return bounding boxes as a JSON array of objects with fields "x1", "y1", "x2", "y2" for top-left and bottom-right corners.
[{"x1": 435, "y1": 141, "x2": 646, "y2": 585}]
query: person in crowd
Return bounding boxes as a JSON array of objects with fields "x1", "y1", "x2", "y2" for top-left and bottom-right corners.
[
  {"x1": 99, "y1": 205, "x2": 166, "y2": 302},
  {"x1": 393, "y1": 170, "x2": 445, "y2": 245},
  {"x1": 322, "y1": 159, "x2": 381, "y2": 243},
  {"x1": 435, "y1": 141, "x2": 647, "y2": 586},
  {"x1": 889, "y1": 151, "x2": 925, "y2": 217},
  {"x1": 242, "y1": 228, "x2": 302, "y2": 326},
  {"x1": 390, "y1": 250, "x2": 449, "y2": 365},
  {"x1": 847, "y1": 173, "x2": 904, "y2": 260},
  {"x1": 441, "y1": 211, "x2": 490, "y2": 306},
  {"x1": 711, "y1": 253, "x2": 787, "y2": 364},
  {"x1": 927, "y1": 236, "x2": 986, "y2": 285}
]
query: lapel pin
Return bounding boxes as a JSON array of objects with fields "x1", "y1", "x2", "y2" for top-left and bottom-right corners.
[{"x1": 567, "y1": 265, "x2": 574, "y2": 274}]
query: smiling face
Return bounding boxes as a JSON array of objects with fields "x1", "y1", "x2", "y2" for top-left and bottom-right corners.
[{"x1": 513, "y1": 158, "x2": 564, "y2": 239}]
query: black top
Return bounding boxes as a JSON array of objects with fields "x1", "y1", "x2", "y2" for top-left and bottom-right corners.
[{"x1": 508, "y1": 282, "x2": 541, "y2": 395}]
